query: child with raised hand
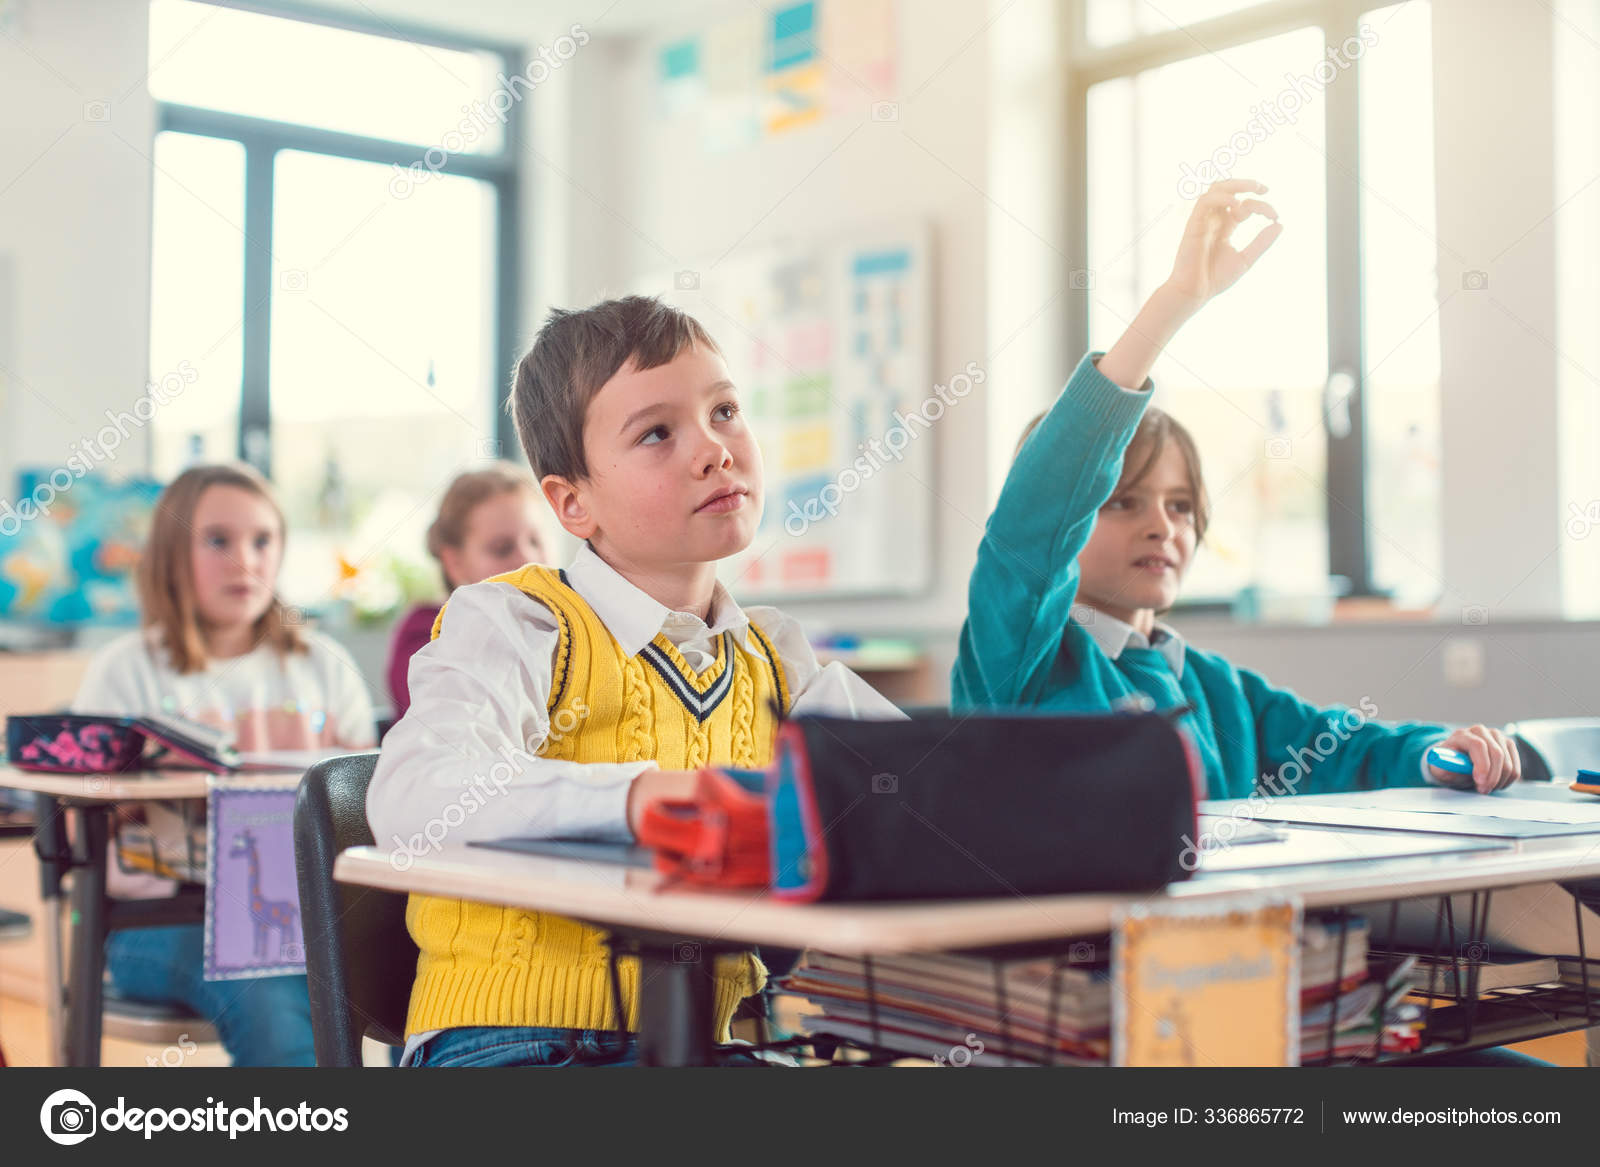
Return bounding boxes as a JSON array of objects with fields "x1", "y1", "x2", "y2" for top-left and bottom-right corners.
[
  {"x1": 368, "y1": 296, "x2": 901, "y2": 1068},
  {"x1": 386, "y1": 465, "x2": 553, "y2": 719},
  {"x1": 952, "y1": 179, "x2": 1522, "y2": 799},
  {"x1": 72, "y1": 463, "x2": 377, "y2": 1067}
]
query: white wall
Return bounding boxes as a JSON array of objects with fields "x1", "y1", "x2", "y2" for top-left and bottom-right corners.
[
  {"x1": 0, "y1": 0, "x2": 155, "y2": 485},
  {"x1": 1433, "y1": 0, "x2": 1562, "y2": 619}
]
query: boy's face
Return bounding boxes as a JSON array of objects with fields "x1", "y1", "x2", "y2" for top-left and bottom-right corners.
[
  {"x1": 1076, "y1": 441, "x2": 1198, "y2": 622},
  {"x1": 549, "y1": 343, "x2": 762, "y2": 570}
]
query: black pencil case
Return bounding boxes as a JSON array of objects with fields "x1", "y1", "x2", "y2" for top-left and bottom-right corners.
[{"x1": 767, "y1": 711, "x2": 1201, "y2": 902}]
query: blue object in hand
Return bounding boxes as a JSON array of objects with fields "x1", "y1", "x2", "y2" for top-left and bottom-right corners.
[{"x1": 1426, "y1": 745, "x2": 1475, "y2": 776}]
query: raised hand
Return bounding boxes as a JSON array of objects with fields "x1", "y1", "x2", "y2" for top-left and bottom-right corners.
[{"x1": 1164, "y1": 178, "x2": 1283, "y2": 309}]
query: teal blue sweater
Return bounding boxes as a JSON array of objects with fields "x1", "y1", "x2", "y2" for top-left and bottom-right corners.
[{"x1": 951, "y1": 353, "x2": 1447, "y2": 801}]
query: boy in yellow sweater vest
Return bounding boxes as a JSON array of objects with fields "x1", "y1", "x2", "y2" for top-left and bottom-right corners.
[{"x1": 368, "y1": 295, "x2": 902, "y2": 1067}]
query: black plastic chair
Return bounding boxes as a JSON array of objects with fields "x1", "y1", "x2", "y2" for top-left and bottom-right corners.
[{"x1": 293, "y1": 752, "x2": 417, "y2": 1067}]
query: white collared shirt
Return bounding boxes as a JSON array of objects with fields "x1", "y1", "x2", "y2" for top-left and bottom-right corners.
[
  {"x1": 366, "y1": 543, "x2": 904, "y2": 853},
  {"x1": 1072, "y1": 604, "x2": 1187, "y2": 679}
]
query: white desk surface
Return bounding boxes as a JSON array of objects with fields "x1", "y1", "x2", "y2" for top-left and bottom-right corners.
[
  {"x1": 0, "y1": 764, "x2": 303, "y2": 803},
  {"x1": 333, "y1": 823, "x2": 1600, "y2": 956}
]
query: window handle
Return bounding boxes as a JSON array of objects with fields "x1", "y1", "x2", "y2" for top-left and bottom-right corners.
[{"x1": 1323, "y1": 368, "x2": 1356, "y2": 439}]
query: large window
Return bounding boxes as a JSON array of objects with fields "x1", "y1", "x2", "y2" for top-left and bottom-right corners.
[
  {"x1": 1074, "y1": 0, "x2": 1439, "y2": 608},
  {"x1": 146, "y1": 1, "x2": 520, "y2": 607}
]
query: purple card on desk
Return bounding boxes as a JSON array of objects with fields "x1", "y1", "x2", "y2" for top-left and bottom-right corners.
[{"x1": 204, "y1": 781, "x2": 305, "y2": 980}]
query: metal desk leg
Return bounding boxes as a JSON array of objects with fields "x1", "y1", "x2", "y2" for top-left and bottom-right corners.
[
  {"x1": 64, "y1": 805, "x2": 109, "y2": 1068},
  {"x1": 41, "y1": 896, "x2": 66, "y2": 1067},
  {"x1": 32, "y1": 795, "x2": 69, "y2": 1067},
  {"x1": 635, "y1": 941, "x2": 716, "y2": 1067}
]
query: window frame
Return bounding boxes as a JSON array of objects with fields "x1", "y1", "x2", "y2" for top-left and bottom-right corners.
[
  {"x1": 150, "y1": 0, "x2": 524, "y2": 478},
  {"x1": 1066, "y1": 0, "x2": 1402, "y2": 598}
]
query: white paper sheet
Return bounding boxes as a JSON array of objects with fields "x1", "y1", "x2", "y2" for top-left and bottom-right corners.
[{"x1": 1312, "y1": 786, "x2": 1600, "y2": 826}]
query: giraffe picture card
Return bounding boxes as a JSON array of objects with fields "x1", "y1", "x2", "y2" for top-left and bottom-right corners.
[{"x1": 204, "y1": 779, "x2": 306, "y2": 981}]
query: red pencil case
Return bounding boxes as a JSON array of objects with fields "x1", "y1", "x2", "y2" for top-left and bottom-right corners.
[{"x1": 636, "y1": 768, "x2": 772, "y2": 888}]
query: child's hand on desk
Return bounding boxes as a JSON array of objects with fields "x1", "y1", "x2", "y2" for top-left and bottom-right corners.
[
  {"x1": 626, "y1": 769, "x2": 701, "y2": 838},
  {"x1": 1429, "y1": 726, "x2": 1522, "y2": 793}
]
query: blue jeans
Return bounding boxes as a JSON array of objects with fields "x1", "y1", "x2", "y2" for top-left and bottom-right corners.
[
  {"x1": 104, "y1": 924, "x2": 314, "y2": 1067},
  {"x1": 406, "y1": 1025, "x2": 770, "y2": 1068}
]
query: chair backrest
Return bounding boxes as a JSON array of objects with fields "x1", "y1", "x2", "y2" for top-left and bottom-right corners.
[
  {"x1": 293, "y1": 752, "x2": 417, "y2": 1067},
  {"x1": 1507, "y1": 718, "x2": 1600, "y2": 784}
]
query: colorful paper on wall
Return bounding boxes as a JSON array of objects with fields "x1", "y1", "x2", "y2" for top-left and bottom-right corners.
[
  {"x1": 765, "y1": 2, "x2": 824, "y2": 134},
  {"x1": 659, "y1": 37, "x2": 703, "y2": 117},
  {"x1": 822, "y1": 0, "x2": 897, "y2": 113},
  {"x1": 702, "y1": 12, "x2": 763, "y2": 152}
]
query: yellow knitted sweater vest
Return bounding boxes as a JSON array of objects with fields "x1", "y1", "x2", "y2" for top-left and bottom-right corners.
[{"x1": 403, "y1": 564, "x2": 792, "y2": 1041}]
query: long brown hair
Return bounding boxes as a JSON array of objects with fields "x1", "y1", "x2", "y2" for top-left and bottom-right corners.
[
  {"x1": 1016, "y1": 405, "x2": 1211, "y2": 541},
  {"x1": 138, "y1": 464, "x2": 306, "y2": 674}
]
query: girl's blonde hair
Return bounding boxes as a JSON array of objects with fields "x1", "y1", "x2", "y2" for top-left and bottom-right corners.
[
  {"x1": 138, "y1": 463, "x2": 306, "y2": 674},
  {"x1": 425, "y1": 465, "x2": 545, "y2": 590},
  {"x1": 1016, "y1": 405, "x2": 1211, "y2": 541}
]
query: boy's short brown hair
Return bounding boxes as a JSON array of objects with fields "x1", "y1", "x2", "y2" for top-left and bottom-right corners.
[
  {"x1": 1016, "y1": 405, "x2": 1211, "y2": 542},
  {"x1": 509, "y1": 295, "x2": 720, "y2": 483}
]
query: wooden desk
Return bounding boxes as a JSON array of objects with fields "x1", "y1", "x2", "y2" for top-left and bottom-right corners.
[
  {"x1": 334, "y1": 824, "x2": 1600, "y2": 1064},
  {"x1": 0, "y1": 769, "x2": 300, "y2": 803},
  {"x1": 0, "y1": 764, "x2": 302, "y2": 1066}
]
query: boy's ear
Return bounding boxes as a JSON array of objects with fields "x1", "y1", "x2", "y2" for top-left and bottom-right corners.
[{"x1": 541, "y1": 474, "x2": 596, "y2": 541}]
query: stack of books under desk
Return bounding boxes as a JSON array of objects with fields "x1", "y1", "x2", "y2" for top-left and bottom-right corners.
[{"x1": 779, "y1": 915, "x2": 1425, "y2": 1065}]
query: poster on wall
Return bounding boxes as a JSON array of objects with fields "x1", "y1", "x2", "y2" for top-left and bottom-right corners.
[
  {"x1": 653, "y1": 1, "x2": 899, "y2": 150},
  {"x1": 765, "y1": 1, "x2": 825, "y2": 135},
  {"x1": 647, "y1": 222, "x2": 935, "y2": 601}
]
